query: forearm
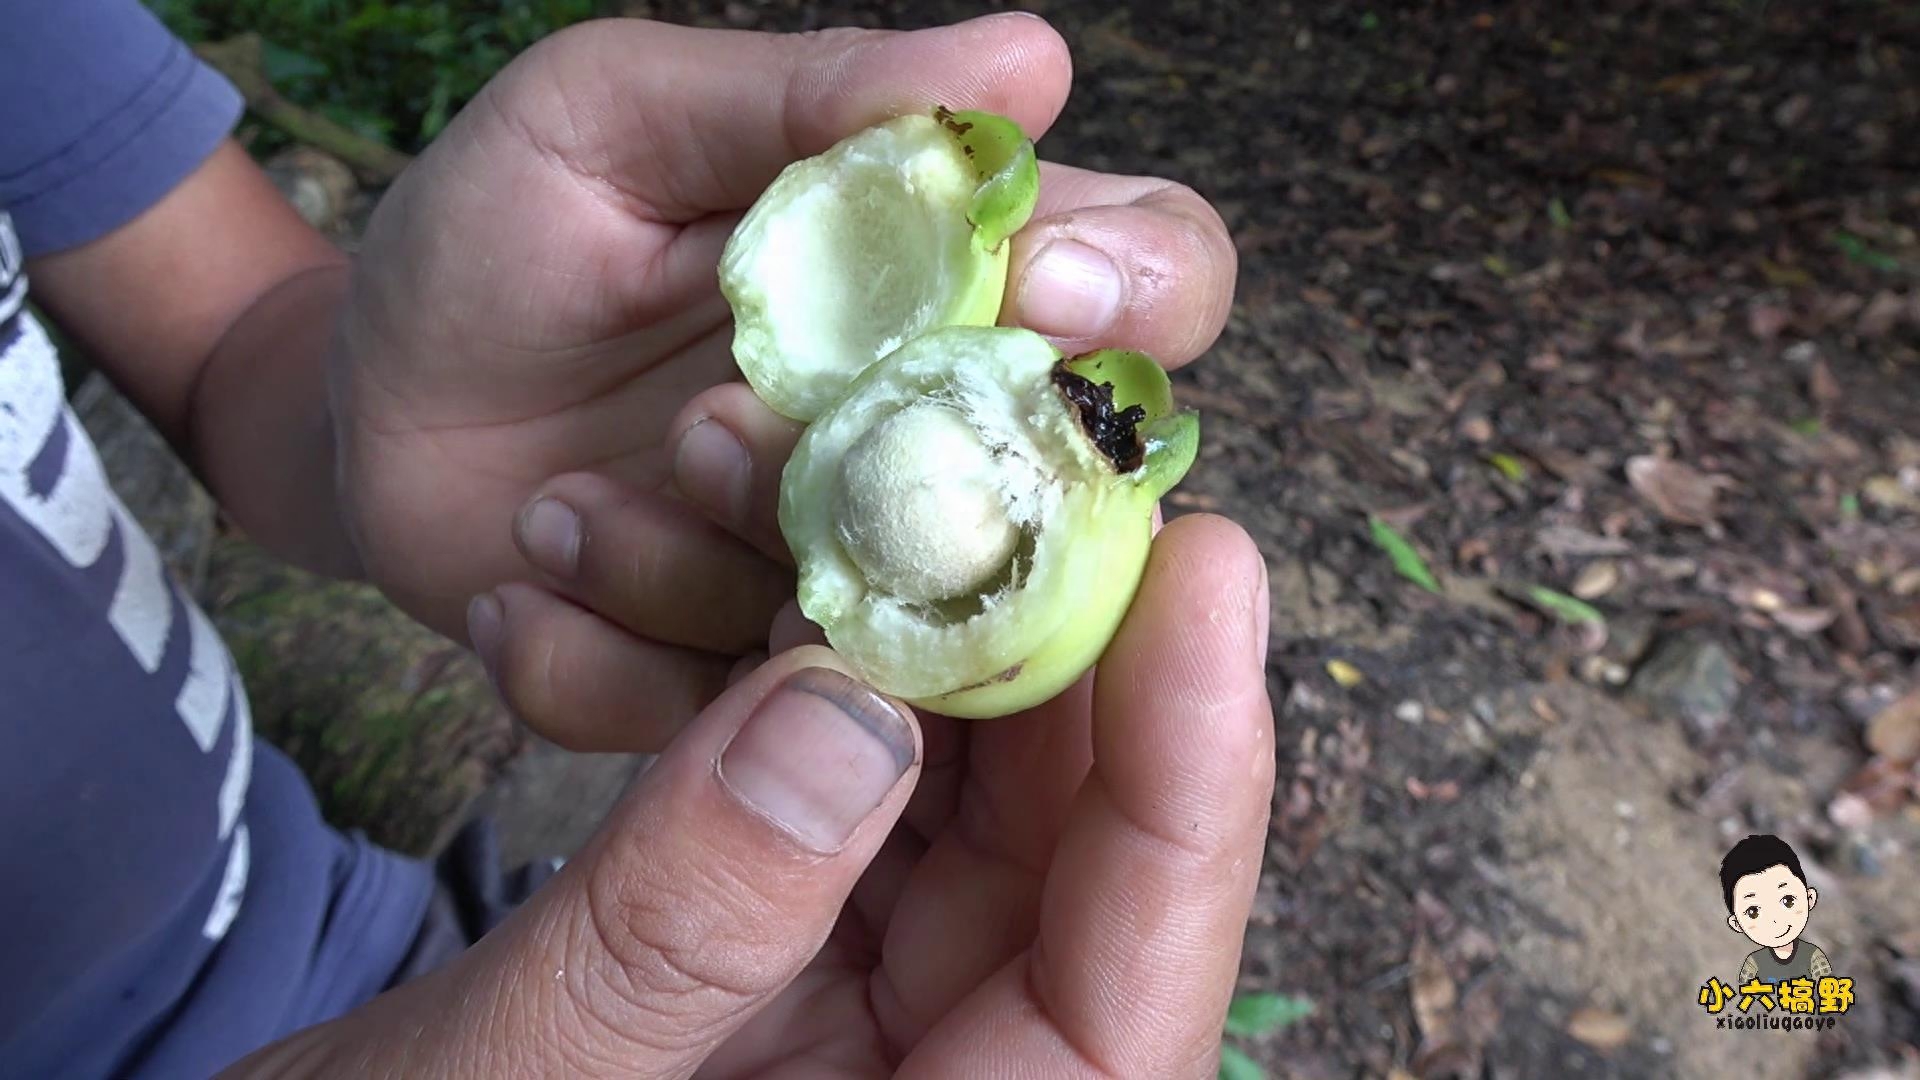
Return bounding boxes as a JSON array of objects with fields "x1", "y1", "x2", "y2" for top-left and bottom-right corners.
[{"x1": 27, "y1": 141, "x2": 363, "y2": 577}]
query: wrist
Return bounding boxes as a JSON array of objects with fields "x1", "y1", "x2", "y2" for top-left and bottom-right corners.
[{"x1": 187, "y1": 259, "x2": 365, "y2": 579}]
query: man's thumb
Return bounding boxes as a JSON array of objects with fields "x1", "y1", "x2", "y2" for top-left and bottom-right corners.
[{"x1": 257, "y1": 647, "x2": 919, "y2": 1078}]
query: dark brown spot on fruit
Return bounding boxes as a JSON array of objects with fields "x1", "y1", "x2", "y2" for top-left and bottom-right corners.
[
  {"x1": 1051, "y1": 362, "x2": 1147, "y2": 473},
  {"x1": 934, "y1": 105, "x2": 975, "y2": 138},
  {"x1": 949, "y1": 662, "x2": 1025, "y2": 694}
]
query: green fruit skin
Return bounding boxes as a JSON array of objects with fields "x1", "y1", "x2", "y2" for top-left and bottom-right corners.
[
  {"x1": 919, "y1": 506, "x2": 1150, "y2": 719},
  {"x1": 778, "y1": 328, "x2": 1199, "y2": 719}
]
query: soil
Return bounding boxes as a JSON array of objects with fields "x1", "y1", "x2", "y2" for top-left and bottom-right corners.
[
  {"x1": 623, "y1": 0, "x2": 1920, "y2": 1075},
  {"x1": 158, "y1": 0, "x2": 1920, "y2": 1075}
]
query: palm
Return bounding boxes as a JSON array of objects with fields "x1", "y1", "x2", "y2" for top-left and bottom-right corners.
[{"x1": 332, "y1": 72, "x2": 747, "y2": 637}]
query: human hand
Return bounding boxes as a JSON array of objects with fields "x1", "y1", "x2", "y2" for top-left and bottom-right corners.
[
  {"x1": 225, "y1": 513, "x2": 1272, "y2": 1079},
  {"x1": 330, "y1": 13, "x2": 1235, "y2": 749}
]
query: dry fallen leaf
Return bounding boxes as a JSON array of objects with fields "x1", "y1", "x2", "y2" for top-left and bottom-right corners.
[
  {"x1": 1748, "y1": 304, "x2": 1790, "y2": 341},
  {"x1": 1626, "y1": 455, "x2": 1734, "y2": 528},
  {"x1": 1772, "y1": 605, "x2": 1838, "y2": 637},
  {"x1": 1406, "y1": 777, "x2": 1462, "y2": 802},
  {"x1": 1410, "y1": 932, "x2": 1458, "y2": 1048},
  {"x1": 1572, "y1": 561, "x2": 1620, "y2": 599},
  {"x1": 1836, "y1": 757, "x2": 1920, "y2": 818},
  {"x1": 1858, "y1": 289, "x2": 1915, "y2": 339},
  {"x1": 1809, "y1": 359, "x2": 1841, "y2": 408},
  {"x1": 1326, "y1": 659, "x2": 1365, "y2": 688},
  {"x1": 1566, "y1": 1006, "x2": 1633, "y2": 1053},
  {"x1": 1867, "y1": 690, "x2": 1920, "y2": 764},
  {"x1": 1535, "y1": 525, "x2": 1633, "y2": 559},
  {"x1": 1863, "y1": 475, "x2": 1920, "y2": 513}
]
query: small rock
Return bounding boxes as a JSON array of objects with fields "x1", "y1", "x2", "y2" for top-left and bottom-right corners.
[
  {"x1": 1630, "y1": 632, "x2": 1740, "y2": 739},
  {"x1": 264, "y1": 147, "x2": 357, "y2": 231},
  {"x1": 1772, "y1": 92, "x2": 1812, "y2": 128},
  {"x1": 1579, "y1": 655, "x2": 1630, "y2": 686},
  {"x1": 1829, "y1": 792, "x2": 1875, "y2": 832},
  {"x1": 1841, "y1": 835, "x2": 1882, "y2": 877},
  {"x1": 1395, "y1": 700, "x2": 1426, "y2": 724}
]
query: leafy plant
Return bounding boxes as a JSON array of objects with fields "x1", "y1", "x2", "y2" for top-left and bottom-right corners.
[
  {"x1": 1828, "y1": 230, "x2": 1902, "y2": 273},
  {"x1": 1369, "y1": 516, "x2": 1441, "y2": 593},
  {"x1": 1218, "y1": 991, "x2": 1314, "y2": 1079},
  {"x1": 146, "y1": 0, "x2": 596, "y2": 153},
  {"x1": 1519, "y1": 584, "x2": 1604, "y2": 625}
]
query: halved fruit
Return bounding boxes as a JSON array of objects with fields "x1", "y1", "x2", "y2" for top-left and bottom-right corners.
[
  {"x1": 718, "y1": 108, "x2": 1039, "y2": 421},
  {"x1": 778, "y1": 326, "x2": 1198, "y2": 718}
]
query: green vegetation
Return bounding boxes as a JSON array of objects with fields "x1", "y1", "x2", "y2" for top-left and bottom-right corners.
[
  {"x1": 147, "y1": 0, "x2": 596, "y2": 153},
  {"x1": 1219, "y1": 991, "x2": 1314, "y2": 1078},
  {"x1": 1520, "y1": 584, "x2": 1605, "y2": 626},
  {"x1": 1369, "y1": 515, "x2": 1442, "y2": 593}
]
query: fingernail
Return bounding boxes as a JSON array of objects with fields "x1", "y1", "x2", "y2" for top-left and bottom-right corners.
[
  {"x1": 1019, "y1": 239, "x2": 1124, "y2": 339},
  {"x1": 718, "y1": 667, "x2": 914, "y2": 852},
  {"x1": 674, "y1": 418, "x2": 752, "y2": 525},
  {"x1": 516, "y1": 497, "x2": 582, "y2": 578},
  {"x1": 467, "y1": 592, "x2": 503, "y2": 675}
]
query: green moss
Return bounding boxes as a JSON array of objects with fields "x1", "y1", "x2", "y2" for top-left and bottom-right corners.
[
  {"x1": 145, "y1": 0, "x2": 596, "y2": 154},
  {"x1": 204, "y1": 536, "x2": 523, "y2": 855}
]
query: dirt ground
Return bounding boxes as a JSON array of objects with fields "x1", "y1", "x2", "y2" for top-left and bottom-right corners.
[
  {"x1": 624, "y1": 0, "x2": 1920, "y2": 1075},
  {"x1": 89, "y1": 0, "x2": 1919, "y2": 1076}
]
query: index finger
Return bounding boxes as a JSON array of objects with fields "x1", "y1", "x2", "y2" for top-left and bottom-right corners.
[
  {"x1": 494, "y1": 13, "x2": 1074, "y2": 222},
  {"x1": 901, "y1": 513, "x2": 1275, "y2": 1077},
  {"x1": 1000, "y1": 162, "x2": 1239, "y2": 368}
]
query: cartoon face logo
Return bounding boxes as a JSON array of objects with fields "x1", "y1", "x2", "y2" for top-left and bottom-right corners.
[
  {"x1": 1718, "y1": 834, "x2": 1833, "y2": 990},
  {"x1": 1700, "y1": 834, "x2": 1853, "y2": 1026},
  {"x1": 1727, "y1": 861, "x2": 1815, "y2": 947}
]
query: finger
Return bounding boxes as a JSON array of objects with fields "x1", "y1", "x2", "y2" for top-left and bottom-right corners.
[
  {"x1": 666, "y1": 382, "x2": 806, "y2": 562},
  {"x1": 902, "y1": 514, "x2": 1273, "y2": 1078},
  {"x1": 467, "y1": 583, "x2": 733, "y2": 753},
  {"x1": 769, "y1": 597, "x2": 830, "y2": 654},
  {"x1": 499, "y1": 13, "x2": 1073, "y2": 222},
  {"x1": 513, "y1": 471, "x2": 791, "y2": 654},
  {"x1": 871, "y1": 680, "x2": 1095, "y2": 1047},
  {"x1": 285, "y1": 647, "x2": 922, "y2": 1078},
  {"x1": 1002, "y1": 163, "x2": 1238, "y2": 366}
]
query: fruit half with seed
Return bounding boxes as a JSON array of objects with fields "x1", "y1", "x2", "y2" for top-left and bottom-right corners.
[
  {"x1": 719, "y1": 107, "x2": 1039, "y2": 422},
  {"x1": 779, "y1": 325, "x2": 1198, "y2": 718}
]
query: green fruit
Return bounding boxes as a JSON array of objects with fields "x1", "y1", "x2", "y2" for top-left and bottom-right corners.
[
  {"x1": 719, "y1": 107, "x2": 1039, "y2": 422},
  {"x1": 720, "y1": 108, "x2": 1200, "y2": 718},
  {"x1": 779, "y1": 327, "x2": 1196, "y2": 718}
]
